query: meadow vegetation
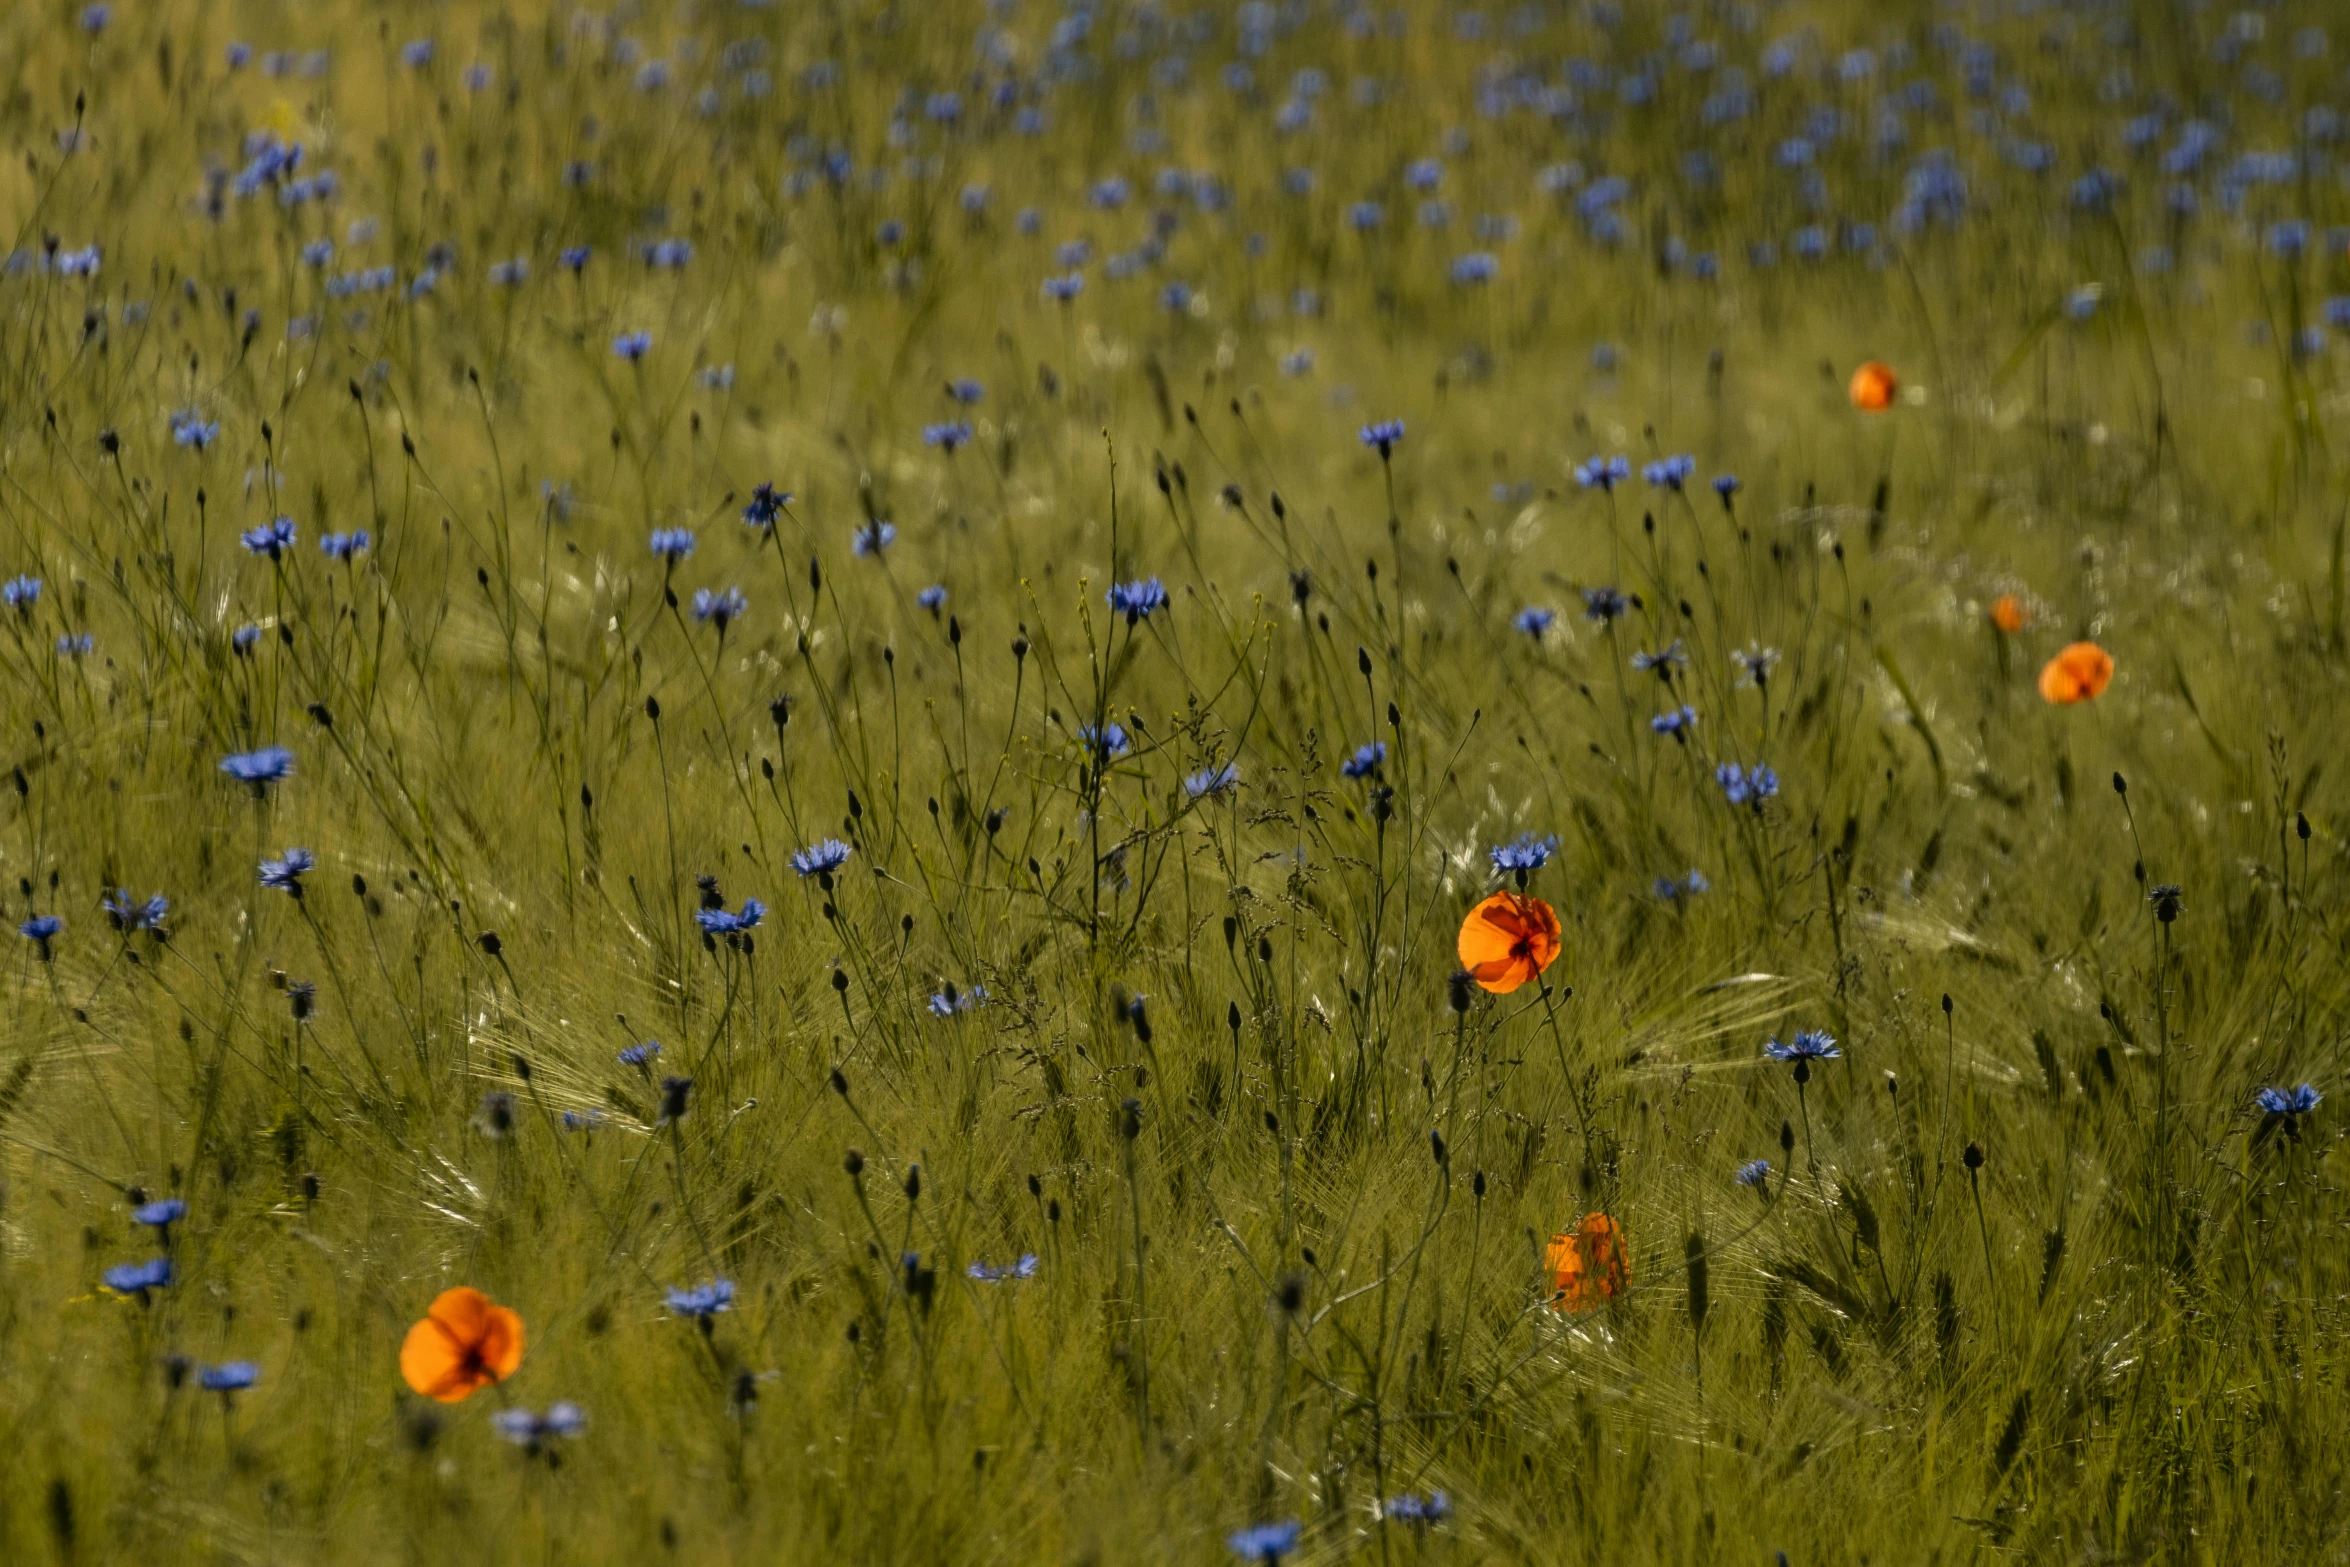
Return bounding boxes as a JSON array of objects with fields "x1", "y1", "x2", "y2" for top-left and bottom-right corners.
[{"x1": 0, "y1": 0, "x2": 2345, "y2": 1560}]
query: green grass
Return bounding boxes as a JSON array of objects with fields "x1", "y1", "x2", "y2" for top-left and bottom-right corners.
[{"x1": 0, "y1": 0, "x2": 2346, "y2": 1561}]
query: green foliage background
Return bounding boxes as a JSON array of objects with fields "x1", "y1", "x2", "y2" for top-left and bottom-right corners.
[{"x1": 0, "y1": 0, "x2": 2343, "y2": 1561}]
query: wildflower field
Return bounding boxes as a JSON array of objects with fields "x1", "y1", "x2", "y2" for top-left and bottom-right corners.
[{"x1": 4, "y1": 0, "x2": 2349, "y2": 1560}]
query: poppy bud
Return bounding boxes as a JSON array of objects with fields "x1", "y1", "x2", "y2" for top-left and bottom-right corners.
[
  {"x1": 1026, "y1": 1173, "x2": 1041, "y2": 1198},
  {"x1": 1429, "y1": 1128, "x2": 1447, "y2": 1166},
  {"x1": 1227, "y1": 1000, "x2": 1242, "y2": 1034},
  {"x1": 1780, "y1": 1119, "x2": 1795, "y2": 1155},
  {"x1": 1472, "y1": 1169, "x2": 1487, "y2": 1199},
  {"x1": 478, "y1": 931, "x2": 503, "y2": 958},
  {"x1": 1685, "y1": 1232, "x2": 1709, "y2": 1332},
  {"x1": 1119, "y1": 1097, "x2": 1142, "y2": 1141},
  {"x1": 831, "y1": 968, "x2": 849, "y2": 993},
  {"x1": 510, "y1": 1052, "x2": 529, "y2": 1082},
  {"x1": 659, "y1": 1076, "x2": 692, "y2": 1121},
  {"x1": 2112, "y1": 772, "x2": 2126, "y2": 795},
  {"x1": 1012, "y1": 636, "x2": 1028, "y2": 662},
  {"x1": 902, "y1": 1165, "x2": 921, "y2": 1202},
  {"x1": 829, "y1": 1068, "x2": 849, "y2": 1097},
  {"x1": 2298, "y1": 811, "x2": 2312, "y2": 842},
  {"x1": 1046, "y1": 1198, "x2": 1061, "y2": 1223},
  {"x1": 809, "y1": 557, "x2": 822, "y2": 592},
  {"x1": 1276, "y1": 1272, "x2": 1305, "y2": 1314},
  {"x1": 645, "y1": 696, "x2": 660, "y2": 721},
  {"x1": 1358, "y1": 646, "x2": 1372, "y2": 676},
  {"x1": 352, "y1": 874, "x2": 367, "y2": 897},
  {"x1": 844, "y1": 1147, "x2": 864, "y2": 1177},
  {"x1": 1264, "y1": 1110, "x2": 1279, "y2": 1135},
  {"x1": 1963, "y1": 1141, "x2": 1984, "y2": 1172},
  {"x1": 1448, "y1": 970, "x2": 1473, "y2": 1013},
  {"x1": 1223, "y1": 916, "x2": 1238, "y2": 950}
]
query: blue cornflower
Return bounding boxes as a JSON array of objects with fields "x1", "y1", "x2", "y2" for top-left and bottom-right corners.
[
  {"x1": 1655, "y1": 869, "x2": 1710, "y2": 902},
  {"x1": 916, "y1": 584, "x2": 948, "y2": 613},
  {"x1": 1514, "y1": 606, "x2": 1555, "y2": 637},
  {"x1": 301, "y1": 239, "x2": 333, "y2": 268},
  {"x1": 741, "y1": 483, "x2": 791, "y2": 528},
  {"x1": 104, "y1": 1257, "x2": 174, "y2": 1301},
  {"x1": 695, "y1": 898, "x2": 764, "y2": 936},
  {"x1": 1736, "y1": 1158, "x2": 1771, "y2": 1190},
  {"x1": 400, "y1": 38, "x2": 434, "y2": 68},
  {"x1": 2256, "y1": 1084, "x2": 2322, "y2": 1116},
  {"x1": 923, "y1": 420, "x2": 973, "y2": 452},
  {"x1": 1582, "y1": 586, "x2": 1628, "y2": 623},
  {"x1": 197, "y1": 1361, "x2": 260, "y2": 1394},
  {"x1": 241, "y1": 517, "x2": 298, "y2": 559},
  {"x1": 258, "y1": 847, "x2": 315, "y2": 894},
  {"x1": 928, "y1": 983, "x2": 986, "y2": 1017},
  {"x1": 1450, "y1": 251, "x2": 1499, "y2": 285},
  {"x1": 1079, "y1": 722, "x2": 1130, "y2": 760},
  {"x1": 1651, "y1": 706, "x2": 1697, "y2": 736},
  {"x1": 617, "y1": 1041, "x2": 661, "y2": 1067},
  {"x1": 1631, "y1": 641, "x2": 1687, "y2": 673},
  {"x1": 1107, "y1": 577, "x2": 1169, "y2": 623},
  {"x1": 1489, "y1": 833, "x2": 1558, "y2": 874},
  {"x1": 1642, "y1": 454, "x2": 1696, "y2": 489},
  {"x1": 81, "y1": 4, "x2": 112, "y2": 32},
  {"x1": 1384, "y1": 1491, "x2": 1451, "y2": 1525},
  {"x1": 103, "y1": 889, "x2": 169, "y2": 933},
  {"x1": 1712, "y1": 474, "x2": 1741, "y2": 506},
  {"x1": 319, "y1": 530, "x2": 370, "y2": 562},
  {"x1": 56, "y1": 633, "x2": 92, "y2": 657},
  {"x1": 3, "y1": 576, "x2": 39, "y2": 612},
  {"x1": 947, "y1": 378, "x2": 984, "y2": 403},
  {"x1": 220, "y1": 747, "x2": 295, "y2": 787},
  {"x1": 135, "y1": 1198, "x2": 188, "y2": 1231},
  {"x1": 170, "y1": 412, "x2": 219, "y2": 449},
  {"x1": 560, "y1": 245, "x2": 591, "y2": 273},
  {"x1": 1280, "y1": 349, "x2": 1315, "y2": 376},
  {"x1": 1764, "y1": 1029, "x2": 1840, "y2": 1065},
  {"x1": 698, "y1": 364, "x2": 734, "y2": 390},
  {"x1": 494, "y1": 1403, "x2": 587, "y2": 1446},
  {"x1": 1359, "y1": 419, "x2": 1405, "y2": 457},
  {"x1": 1574, "y1": 455, "x2": 1631, "y2": 491},
  {"x1": 1717, "y1": 762, "x2": 1780, "y2": 807},
  {"x1": 1732, "y1": 645, "x2": 1781, "y2": 686},
  {"x1": 1228, "y1": 1521, "x2": 1302, "y2": 1563},
  {"x1": 1185, "y1": 761, "x2": 1240, "y2": 798},
  {"x1": 1041, "y1": 272, "x2": 1085, "y2": 302},
  {"x1": 791, "y1": 838, "x2": 853, "y2": 878},
  {"x1": 231, "y1": 624, "x2": 261, "y2": 653},
  {"x1": 612, "y1": 330, "x2": 653, "y2": 361},
  {"x1": 488, "y1": 258, "x2": 528, "y2": 286},
  {"x1": 967, "y1": 1254, "x2": 1039, "y2": 1282},
  {"x1": 19, "y1": 915, "x2": 61, "y2": 957},
  {"x1": 666, "y1": 1278, "x2": 736, "y2": 1319},
  {"x1": 852, "y1": 520, "x2": 897, "y2": 557},
  {"x1": 1341, "y1": 741, "x2": 1388, "y2": 779},
  {"x1": 649, "y1": 528, "x2": 696, "y2": 563},
  {"x1": 692, "y1": 586, "x2": 747, "y2": 630},
  {"x1": 560, "y1": 1108, "x2": 605, "y2": 1132}
]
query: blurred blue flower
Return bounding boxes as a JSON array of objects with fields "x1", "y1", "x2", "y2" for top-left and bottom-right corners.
[
  {"x1": 1582, "y1": 587, "x2": 1628, "y2": 622},
  {"x1": 2256, "y1": 1084, "x2": 2322, "y2": 1116},
  {"x1": 917, "y1": 584, "x2": 948, "y2": 613},
  {"x1": 791, "y1": 839, "x2": 853, "y2": 877},
  {"x1": 667, "y1": 1279, "x2": 736, "y2": 1319},
  {"x1": 105, "y1": 1258, "x2": 174, "y2": 1301},
  {"x1": 928, "y1": 983, "x2": 986, "y2": 1017},
  {"x1": 560, "y1": 246, "x2": 591, "y2": 273},
  {"x1": 495, "y1": 1403, "x2": 587, "y2": 1446},
  {"x1": 612, "y1": 330, "x2": 653, "y2": 361},
  {"x1": 649, "y1": 528, "x2": 696, "y2": 563},
  {"x1": 1489, "y1": 833, "x2": 1558, "y2": 874},
  {"x1": 1341, "y1": 741, "x2": 1388, "y2": 779},
  {"x1": 1717, "y1": 762, "x2": 1779, "y2": 806},
  {"x1": 1764, "y1": 1029, "x2": 1839, "y2": 1064},
  {"x1": 1228, "y1": 1522, "x2": 1301, "y2": 1563},
  {"x1": 56, "y1": 633, "x2": 92, "y2": 657},
  {"x1": 1384, "y1": 1491, "x2": 1451, "y2": 1524},
  {"x1": 241, "y1": 517, "x2": 297, "y2": 558},
  {"x1": 221, "y1": 747, "x2": 295, "y2": 786},
  {"x1": 1107, "y1": 578, "x2": 1168, "y2": 623},
  {"x1": 742, "y1": 483, "x2": 791, "y2": 528},
  {"x1": 1042, "y1": 272, "x2": 1085, "y2": 302},
  {"x1": 320, "y1": 530, "x2": 370, "y2": 562},
  {"x1": 1514, "y1": 607, "x2": 1555, "y2": 638},
  {"x1": 1736, "y1": 1158, "x2": 1771, "y2": 1189},
  {"x1": 258, "y1": 847, "x2": 315, "y2": 894},
  {"x1": 1574, "y1": 455, "x2": 1630, "y2": 491},
  {"x1": 1631, "y1": 641, "x2": 1687, "y2": 672},
  {"x1": 1079, "y1": 722, "x2": 1130, "y2": 760},
  {"x1": 853, "y1": 520, "x2": 897, "y2": 557},
  {"x1": 103, "y1": 889, "x2": 169, "y2": 933},
  {"x1": 1186, "y1": 761, "x2": 1240, "y2": 798},
  {"x1": 19, "y1": 915, "x2": 62, "y2": 954},
  {"x1": 198, "y1": 1361, "x2": 260, "y2": 1394},
  {"x1": 692, "y1": 586, "x2": 747, "y2": 630},
  {"x1": 968, "y1": 1254, "x2": 1039, "y2": 1282},
  {"x1": 923, "y1": 420, "x2": 973, "y2": 452},
  {"x1": 1650, "y1": 706, "x2": 1697, "y2": 736},
  {"x1": 2, "y1": 576, "x2": 39, "y2": 612},
  {"x1": 1359, "y1": 419, "x2": 1405, "y2": 456},
  {"x1": 1642, "y1": 455, "x2": 1696, "y2": 489},
  {"x1": 618, "y1": 1040, "x2": 662, "y2": 1067}
]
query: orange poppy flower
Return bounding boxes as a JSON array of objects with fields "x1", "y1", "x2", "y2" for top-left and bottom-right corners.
[
  {"x1": 1457, "y1": 891, "x2": 1562, "y2": 995},
  {"x1": 1848, "y1": 360, "x2": 1898, "y2": 412},
  {"x1": 1546, "y1": 1214, "x2": 1630, "y2": 1312},
  {"x1": 399, "y1": 1286, "x2": 525, "y2": 1403},
  {"x1": 2037, "y1": 641, "x2": 2114, "y2": 705},
  {"x1": 1989, "y1": 594, "x2": 2027, "y2": 635}
]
